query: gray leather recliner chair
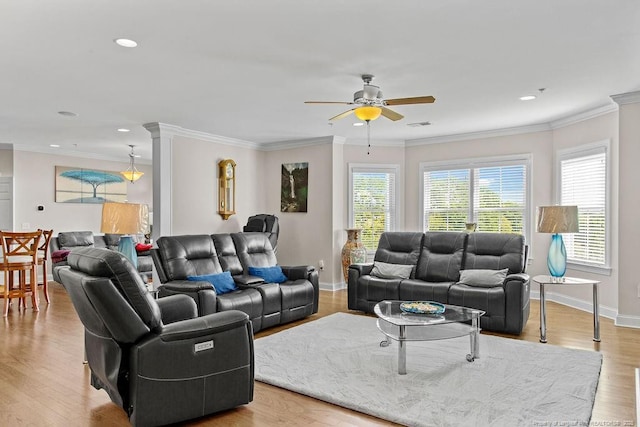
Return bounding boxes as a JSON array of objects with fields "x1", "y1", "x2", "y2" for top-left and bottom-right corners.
[
  {"x1": 243, "y1": 214, "x2": 279, "y2": 253},
  {"x1": 57, "y1": 247, "x2": 254, "y2": 427}
]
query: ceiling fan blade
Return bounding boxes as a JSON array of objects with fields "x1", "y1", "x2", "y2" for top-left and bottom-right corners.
[
  {"x1": 380, "y1": 107, "x2": 404, "y2": 121},
  {"x1": 304, "y1": 101, "x2": 354, "y2": 105},
  {"x1": 329, "y1": 109, "x2": 355, "y2": 121},
  {"x1": 384, "y1": 96, "x2": 436, "y2": 106}
]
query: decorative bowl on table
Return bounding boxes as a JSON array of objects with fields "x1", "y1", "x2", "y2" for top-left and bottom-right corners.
[{"x1": 400, "y1": 301, "x2": 446, "y2": 315}]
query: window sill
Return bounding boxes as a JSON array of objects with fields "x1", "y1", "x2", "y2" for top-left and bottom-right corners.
[{"x1": 567, "y1": 261, "x2": 612, "y2": 276}]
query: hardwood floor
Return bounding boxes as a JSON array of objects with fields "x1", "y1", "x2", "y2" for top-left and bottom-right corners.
[{"x1": 0, "y1": 283, "x2": 637, "y2": 426}]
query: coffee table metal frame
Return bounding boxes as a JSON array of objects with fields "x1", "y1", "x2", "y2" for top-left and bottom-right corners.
[{"x1": 374, "y1": 300, "x2": 484, "y2": 375}]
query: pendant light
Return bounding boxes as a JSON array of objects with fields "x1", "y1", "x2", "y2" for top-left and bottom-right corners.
[{"x1": 121, "y1": 145, "x2": 144, "y2": 183}]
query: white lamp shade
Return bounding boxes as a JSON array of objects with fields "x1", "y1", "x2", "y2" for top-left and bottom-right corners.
[{"x1": 536, "y1": 205, "x2": 579, "y2": 233}]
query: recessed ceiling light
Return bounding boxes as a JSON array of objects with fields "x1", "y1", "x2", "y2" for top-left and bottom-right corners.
[
  {"x1": 114, "y1": 38, "x2": 138, "y2": 48},
  {"x1": 520, "y1": 95, "x2": 536, "y2": 101},
  {"x1": 117, "y1": 128, "x2": 131, "y2": 132},
  {"x1": 49, "y1": 144, "x2": 60, "y2": 148},
  {"x1": 57, "y1": 111, "x2": 78, "y2": 117},
  {"x1": 353, "y1": 122, "x2": 364, "y2": 127}
]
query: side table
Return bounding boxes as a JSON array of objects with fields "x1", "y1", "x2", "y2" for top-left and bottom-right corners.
[{"x1": 532, "y1": 275, "x2": 601, "y2": 343}]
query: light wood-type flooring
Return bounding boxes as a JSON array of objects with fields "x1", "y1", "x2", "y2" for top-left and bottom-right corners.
[{"x1": 0, "y1": 282, "x2": 637, "y2": 426}]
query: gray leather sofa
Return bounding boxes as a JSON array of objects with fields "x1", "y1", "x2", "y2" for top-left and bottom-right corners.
[
  {"x1": 348, "y1": 231, "x2": 530, "y2": 334},
  {"x1": 50, "y1": 231, "x2": 153, "y2": 282},
  {"x1": 57, "y1": 247, "x2": 254, "y2": 427},
  {"x1": 151, "y1": 232, "x2": 319, "y2": 332}
]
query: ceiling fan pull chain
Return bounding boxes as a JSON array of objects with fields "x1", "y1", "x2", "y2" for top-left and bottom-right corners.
[{"x1": 367, "y1": 120, "x2": 371, "y2": 155}]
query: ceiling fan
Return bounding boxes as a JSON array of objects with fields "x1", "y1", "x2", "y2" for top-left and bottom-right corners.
[{"x1": 305, "y1": 74, "x2": 435, "y2": 122}]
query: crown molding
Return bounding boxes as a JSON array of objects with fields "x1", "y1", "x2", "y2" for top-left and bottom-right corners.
[
  {"x1": 405, "y1": 123, "x2": 551, "y2": 146},
  {"x1": 611, "y1": 90, "x2": 640, "y2": 105},
  {"x1": 549, "y1": 103, "x2": 618, "y2": 129},
  {"x1": 11, "y1": 144, "x2": 154, "y2": 164},
  {"x1": 260, "y1": 136, "x2": 337, "y2": 151},
  {"x1": 143, "y1": 122, "x2": 260, "y2": 150}
]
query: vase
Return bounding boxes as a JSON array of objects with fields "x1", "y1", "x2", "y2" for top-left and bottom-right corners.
[
  {"x1": 547, "y1": 233, "x2": 567, "y2": 278},
  {"x1": 341, "y1": 228, "x2": 366, "y2": 283}
]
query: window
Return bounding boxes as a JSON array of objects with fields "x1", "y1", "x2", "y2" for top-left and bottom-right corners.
[
  {"x1": 421, "y1": 156, "x2": 530, "y2": 239},
  {"x1": 349, "y1": 164, "x2": 399, "y2": 251},
  {"x1": 558, "y1": 142, "x2": 609, "y2": 269}
]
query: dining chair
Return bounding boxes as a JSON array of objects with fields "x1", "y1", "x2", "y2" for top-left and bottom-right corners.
[
  {"x1": 37, "y1": 229, "x2": 53, "y2": 304},
  {"x1": 0, "y1": 230, "x2": 42, "y2": 316}
]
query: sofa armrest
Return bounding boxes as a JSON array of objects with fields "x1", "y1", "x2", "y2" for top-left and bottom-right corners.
[
  {"x1": 281, "y1": 265, "x2": 319, "y2": 314},
  {"x1": 158, "y1": 280, "x2": 217, "y2": 317},
  {"x1": 347, "y1": 263, "x2": 374, "y2": 310},
  {"x1": 159, "y1": 310, "x2": 250, "y2": 342},
  {"x1": 281, "y1": 265, "x2": 315, "y2": 281},
  {"x1": 503, "y1": 273, "x2": 531, "y2": 334},
  {"x1": 351, "y1": 263, "x2": 374, "y2": 276},
  {"x1": 156, "y1": 294, "x2": 198, "y2": 324},
  {"x1": 505, "y1": 273, "x2": 528, "y2": 284}
]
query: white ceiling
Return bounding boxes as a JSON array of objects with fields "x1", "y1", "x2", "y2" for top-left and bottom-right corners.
[{"x1": 2, "y1": 1, "x2": 639, "y2": 161}]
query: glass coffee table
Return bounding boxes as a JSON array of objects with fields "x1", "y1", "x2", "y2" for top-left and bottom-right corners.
[{"x1": 374, "y1": 300, "x2": 485, "y2": 375}]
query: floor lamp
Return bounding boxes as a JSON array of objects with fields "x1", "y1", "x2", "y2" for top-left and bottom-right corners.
[
  {"x1": 100, "y1": 202, "x2": 150, "y2": 268},
  {"x1": 536, "y1": 205, "x2": 579, "y2": 282}
]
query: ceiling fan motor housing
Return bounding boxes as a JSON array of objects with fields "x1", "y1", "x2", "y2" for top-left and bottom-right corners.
[{"x1": 354, "y1": 85, "x2": 384, "y2": 105}]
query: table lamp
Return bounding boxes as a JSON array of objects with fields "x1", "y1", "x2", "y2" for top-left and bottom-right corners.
[
  {"x1": 536, "y1": 205, "x2": 579, "y2": 280},
  {"x1": 101, "y1": 202, "x2": 150, "y2": 268}
]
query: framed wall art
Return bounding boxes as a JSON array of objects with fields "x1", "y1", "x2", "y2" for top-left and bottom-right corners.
[
  {"x1": 55, "y1": 166, "x2": 127, "y2": 203},
  {"x1": 281, "y1": 162, "x2": 308, "y2": 212}
]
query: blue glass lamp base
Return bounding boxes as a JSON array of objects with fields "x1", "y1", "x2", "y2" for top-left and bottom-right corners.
[
  {"x1": 118, "y1": 235, "x2": 138, "y2": 268},
  {"x1": 547, "y1": 233, "x2": 567, "y2": 278}
]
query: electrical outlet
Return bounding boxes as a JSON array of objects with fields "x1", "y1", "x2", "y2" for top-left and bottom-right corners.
[
  {"x1": 319, "y1": 260, "x2": 325, "y2": 271},
  {"x1": 21, "y1": 222, "x2": 30, "y2": 230}
]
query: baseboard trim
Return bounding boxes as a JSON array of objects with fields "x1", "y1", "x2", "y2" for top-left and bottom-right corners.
[
  {"x1": 615, "y1": 314, "x2": 640, "y2": 329},
  {"x1": 319, "y1": 281, "x2": 347, "y2": 292},
  {"x1": 530, "y1": 290, "x2": 618, "y2": 321}
]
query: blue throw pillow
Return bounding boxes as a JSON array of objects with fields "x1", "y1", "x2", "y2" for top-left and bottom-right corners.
[
  {"x1": 248, "y1": 265, "x2": 288, "y2": 283},
  {"x1": 187, "y1": 271, "x2": 237, "y2": 295}
]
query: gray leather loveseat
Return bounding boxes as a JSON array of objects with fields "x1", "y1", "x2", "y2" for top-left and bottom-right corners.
[
  {"x1": 151, "y1": 232, "x2": 319, "y2": 332},
  {"x1": 348, "y1": 231, "x2": 530, "y2": 334}
]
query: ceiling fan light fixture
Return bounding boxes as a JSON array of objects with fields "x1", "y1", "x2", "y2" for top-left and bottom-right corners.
[{"x1": 354, "y1": 106, "x2": 382, "y2": 121}]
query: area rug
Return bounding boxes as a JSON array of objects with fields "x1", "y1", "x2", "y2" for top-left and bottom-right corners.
[{"x1": 254, "y1": 313, "x2": 602, "y2": 427}]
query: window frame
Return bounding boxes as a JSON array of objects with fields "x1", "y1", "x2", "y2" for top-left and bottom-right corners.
[
  {"x1": 419, "y1": 154, "x2": 532, "y2": 243},
  {"x1": 555, "y1": 140, "x2": 611, "y2": 275},
  {"x1": 348, "y1": 163, "x2": 401, "y2": 254}
]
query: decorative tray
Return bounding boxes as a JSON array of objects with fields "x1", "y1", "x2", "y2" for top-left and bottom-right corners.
[{"x1": 400, "y1": 301, "x2": 446, "y2": 315}]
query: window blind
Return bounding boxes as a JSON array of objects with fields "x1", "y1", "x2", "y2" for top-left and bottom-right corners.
[
  {"x1": 560, "y1": 151, "x2": 606, "y2": 265},
  {"x1": 351, "y1": 168, "x2": 397, "y2": 250},
  {"x1": 423, "y1": 169, "x2": 470, "y2": 231},
  {"x1": 423, "y1": 162, "x2": 527, "y2": 235}
]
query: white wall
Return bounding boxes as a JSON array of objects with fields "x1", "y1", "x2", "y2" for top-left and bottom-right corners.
[
  {"x1": 264, "y1": 139, "x2": 337, "y2": 287},
  {"x1": 169, "y1": 135, "x2": 266, "y2": 235},
  {"x1": 8, "y1": 105, "x2": 633, "y2": 319},
  {"x1": 343, "y1": 143, "x2": 406, "y2": 231},
  {"x1": 551, "y1": 112, "x2": 619, "y2": 313},
  {"x1": 12, "y1": 149, "x2": 152, "y2": 234},
  {"x1": 404, "y1": 130, "x2": 554, "y2": 271},
  {"x1": 0, "y1": 146, "x2": 12, "y2": 176},
  {"x1": 617, "y1": 101, "x2": 640, "y2": 322}
]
